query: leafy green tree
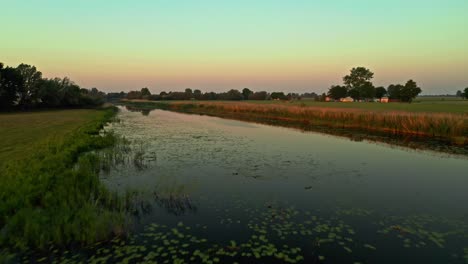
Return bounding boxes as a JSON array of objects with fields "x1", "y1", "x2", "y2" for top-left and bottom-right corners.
[
  {"x1": 127, "y1": 91, "x2": 142, "y2": 99},
  {"x1": 343, "y1": 67, "x2": 375, "y2": 100},
  {"x1": 0, "y1": 64, "x2": 22, "y2": 109},
  {"x1": 59, "y1": 77, "x2": 82, "y2": 106},
  {"x1": 375, "y1": 86, "x2": 387, "y2": 99},
  {"x1": 327, "y1": 85, "x2": 347, "y2": 100},
  {"x1": 193, "y1": 89, "x2": 202, "y2": 99},
  {"x1": 270, "y1": 92, "x2": 287, "y2": 100},
  {"x1": 16, "y1": 64, "x2": 43, "y2": 107},
  {"x1": 464, "y1": 87, "x2": 468, "y2": 99},
  {"x1": 37, "y1": 78, "x2": 62, "y2": 106},
  {"x1": 387, "y1": 84, "x2": 404, "y2": 99},
  {"x1": 348, "y1": 88, "x2": 360, "y2": 101},
  {"x1": 202, "y1": 92, "x2": 218, "y2": 100},
  {"x1": 456, "y1": 90, "x2": 463, "y2": 98},
  {"x1": 184, "y1": 88, "x2": 193, "y2": 99},
  {"x1": 193, "y1": 89, "x2": 203, "y2": 100},
  {"x1": 248, "y1": 91, "x2": 268, "y2": 100},
  {"x1": 242, "y1": 88, "x2": 253, "y2": 100},
  {"x1": 140, "y1": 87, "x2": 151, "y2": 99},
  {"x1": 225, "y1": 89, "x2": 243, "y2": 100},
  {"x1": 1, "y1": 62, "x2": 106, "y2": 109},
  {"x1": 359, "y1": 82, "x2": 376, "y2": 100},
  {"x1": 287, "y1": 93, "x2": 300, "y2": 100},
  {"x1": 343, "y1": 67, "x2": 374, "y2": 89},
  {"x1": 318, "y1": 93, "x2": 327, "y2": 102},
  {"x1": 400, "y1": 80, "x2": 422, "y2": 102}
]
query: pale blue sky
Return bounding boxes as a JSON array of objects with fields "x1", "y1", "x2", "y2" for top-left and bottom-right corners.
[{"x1": 2, "y1": 0, "x2": 468, "y2": 93}]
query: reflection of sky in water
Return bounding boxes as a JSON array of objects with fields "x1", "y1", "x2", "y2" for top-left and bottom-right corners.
[
  {"x1": 95, "y1": 107, "x2": 468, "y2": 263},
  {"x1": 103, "y1": 107, "x2": 468, "y2": 217}
]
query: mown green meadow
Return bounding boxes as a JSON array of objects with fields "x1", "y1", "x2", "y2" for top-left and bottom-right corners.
[
  {"x1": 0, "y1": 108, "x2": 125, "y2": 260},
  {"x1": 0, "y1": 110, "x2": 110, "y2": 163}
]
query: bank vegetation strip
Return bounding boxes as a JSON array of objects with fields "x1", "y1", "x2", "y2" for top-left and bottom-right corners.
[
  {"x1": 0, "y1": 107, "x2": 125, "y2": 252},
  {"x1": 126, "y1": 101, "x2": 467, "y2": 145}
]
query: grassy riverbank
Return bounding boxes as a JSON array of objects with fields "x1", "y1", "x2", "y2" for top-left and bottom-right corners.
[
  {"x1": 124, "y1": 101, "x2": 468, "y2": 146},
  {"x1": 0, "y1": 108, "x2": 125, "y2": 255}
]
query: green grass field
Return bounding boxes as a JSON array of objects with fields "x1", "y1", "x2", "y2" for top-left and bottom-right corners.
[
  {"x1": 0, "y1": 108, "x2": 124, "y2": 252},
  {"x1": 0, "y1": 110, "x2": 109, "y2": 163}
]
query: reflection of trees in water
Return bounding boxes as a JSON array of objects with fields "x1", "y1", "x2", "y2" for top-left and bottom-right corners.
[
  {"x1": 125, "y1": 105, "x2": 153, "y2": 116},
  {"x1": 153, "y1": 193, "x2": 197, "y2": 216}
]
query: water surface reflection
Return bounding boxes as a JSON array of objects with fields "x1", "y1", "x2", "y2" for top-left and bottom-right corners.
[{"x1": 95, "y1": 106, "x2": 468, "y2": 263}]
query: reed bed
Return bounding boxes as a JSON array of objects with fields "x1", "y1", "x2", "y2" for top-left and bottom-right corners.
[{"x1": 158, "y1": 101, "x2": 467, "y2": 144}]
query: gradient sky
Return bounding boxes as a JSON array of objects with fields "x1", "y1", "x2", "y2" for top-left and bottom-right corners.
[{"x1": 2, "y1": 0, "x2": 468, "y2": 94}]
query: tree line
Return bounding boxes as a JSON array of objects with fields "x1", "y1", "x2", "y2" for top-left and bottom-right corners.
[
  {"x1": 124, "y1": 87, "x2": 318, "y2": 101},
  {"x1": 0, "y1": 62, "x2": 106, "y2": 110},
  {"x1": 327, "y1": 67, "x2": 423, "y2": 102},
  {"x1": 3, "y1": 62, "x2": 465, "y2": 110},
  {"x1": 456, "y1": 88, "x2": 468, "y2": 99}
]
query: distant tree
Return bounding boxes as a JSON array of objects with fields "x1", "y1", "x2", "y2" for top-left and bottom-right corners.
[
  {"x1": 59, "y1": 77, "x2": 82, "y2": 106},
  {"x1": 318, "y1": 93, "x2": 327, "y2": 102},
  {"x1": 270, "y1": 92, "x2": 287, "y2": 100},
  {"x1": 126, "y1": 90, "x2": 142, "y2": 100},
  {"x1": 184, "y1": 88, "x2": 193, "y2": 99},
  {"x1": 348, "y1": 88, "x2": 360, "y2": 101},
  {"x1": 456, "y1": 90, "x2": 463, "y2": 98},
  {"x1": 202, "y1": 92, "x2": 218, "y2": 100},
  {"x1": 387, "y1": 84, "x2": 404, "y2": 99},
  {"x1": 464, "y1": 87, "x2": 468, "y2": 99},
  {"x1": 106, "y1": 91, "x2": 127, "y2": 102},
  {"x1": 242, "y1": 88, "x2": 253, "y2": 100},
  {"x1": 400, "y1": 80, "x2": 422, "y2": 102},
  {"x1": 287, "y1": 93, "x2": 300, "y2": 100},
  {"x1": 37, "y1": 78, "x2": 62, "y2": 106},
  {"x1": 140, "y1": 87, "x2": 151, "y2": 99},
  {"x1": 86, "y1": 87, "x2": 106, "y2": 104},
  {"x1": 375, "y1": 86, "x2": 387, "y2": 99},
  {"x1": 360, "y1": 81, "x2": 376, "y2": 100},
  {"x1": 1, "y1": 62, "x2": 105, "y2": 109},
  {"x1": 0, "y1": 64, "x2": 22, "y2": 109},
  {"x1": 224, "y1": 89, "x2": 243, "y2": 100},
  {"x1": 16, "y1": 64, "x2": 43, "y2": 107},
  {"x1": 327, "y1": 85, "x2": 347, "y2": 100},
  {"x1": 193, "y1": 89, "x2": 202, "y2": 99},
  {"x1": 343, "y1": 67, "x2": 375, "y2": 100},
  {"x1": 301, "y1": 92, "x2": 318, "y2": 100},
  {"x1": 248, "y1": 91, "x2": 268, "y2": 100}
]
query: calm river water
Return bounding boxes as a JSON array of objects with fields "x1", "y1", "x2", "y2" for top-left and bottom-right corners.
[{"x1": 94, "y1": 106, "x2": 468, "y2": 264}]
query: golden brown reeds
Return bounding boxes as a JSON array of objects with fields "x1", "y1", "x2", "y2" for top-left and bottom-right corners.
[{"x1": 166, "y1": 102, "x2": 467, "y2": 143}]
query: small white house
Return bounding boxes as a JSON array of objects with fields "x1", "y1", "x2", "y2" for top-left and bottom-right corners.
[
  {"x1": 340, "y1": 97, "x2": 354, "y2": 102},
  {"x1": 380, "y1": 97, "x2": 389, "y2": 103}
]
